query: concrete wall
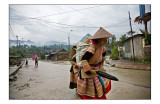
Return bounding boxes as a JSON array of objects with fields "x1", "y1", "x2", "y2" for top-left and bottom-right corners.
[
  {"x1": 123, "y1": 35, "x2": 144, "y2": 61},
  {"x1": 144, "y1": 45, "x2": 151, "y2": 61},
  {"x1": 123, "y1": 40, "x2": 131, "y2": 59},
  {"x1": 130, "y1": 35, "x2": 144, "y2": 60}
]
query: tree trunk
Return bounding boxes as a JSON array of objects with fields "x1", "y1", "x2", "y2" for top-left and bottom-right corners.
[{"x1": 144, "y1": 21, "x2": 148, "y2": 39}]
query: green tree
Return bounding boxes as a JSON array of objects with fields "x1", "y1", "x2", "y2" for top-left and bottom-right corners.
[
  {"x1": 139, "y1": 29, "x2": 151, "y2": 45},
  {"x1": 111, "y1": 35, "x2": 116, "y2": 43},
  {"x1": 9, "y1": 49, "x2": 16, "y2": 55},
  {"x1": 126, "y1": 30, "x2": 136, "y2": 35},
  {"x1": 119, "y1": 34, "x2": 128, "y2": 41},
  {"x1": 110, "y1": 46, "x2": 119, "y2": 60},
  {"x1": 106, "y1": 35, "x2": 117, "y2": 49}
]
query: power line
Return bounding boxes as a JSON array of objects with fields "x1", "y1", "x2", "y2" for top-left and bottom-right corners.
[
  {"x1": 32, "y1": 18, "x2": 80, "y2": 39},
  {"x1": 104, "y1": 19, "x2": 129, "y2": 28},
  {"x1": 10, "y1": 13, "x2": 132, "y2": 41},
  {"x1": 30, "y1": 17, "x2": 129, "y2": 28},
  {"x1": 67, "y1": 6, "x2": 99, "y2": 25},
  {"x1": 32, "y1": 5, "x2": 105, "y2": 19},
  {"x1": 10, "y1": 11, "x2": 82, "y2": 28},
  {"x1": 9, "y1": 8, "x2": 135, "y2": 41},
  {"x1": 31, "y1": 17, "x2": 133, "y2": 38},
  {"x1": 10, "y1": 12, "x2": 131, "y2": 29},
  {"x1": 10, "y1": 11, "x2": 78, "y2": 39},
  {"x1": 10, "y1": 7, "x2": 130, "y2": 29},
  {"x1": 9, "y1": 22, "x2": 16, "y2": 39},
  {"x1": 57, "y1": 5, "x2": 98, "y2": 31},
  {"x1": 33, "y1": 18, "x2": 82, "y2": 27}
]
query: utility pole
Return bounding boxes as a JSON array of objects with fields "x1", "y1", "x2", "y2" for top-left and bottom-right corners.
[
  {"x1": 68, "y1": 30, "x2": 73, "y2": 56},
  {"x1": 19, "y1": 40, "x2": 20, "y2": 50},
  {"x1": 16, "y1": 35, "x2": 18, "y2": 49},
  {"x1": 68, "y1": 35, "x2": 70, "y2": 54},
  {"x1": 19, "y1": 38, "x2": 23, "y2": 50},
  {"x1": 128, "y1": 11, "x2": 135, "y2": 61}
]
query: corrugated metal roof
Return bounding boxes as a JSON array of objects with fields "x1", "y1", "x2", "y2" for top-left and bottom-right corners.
[
  {"x1": 9, "y1": 55, "x2": 20, "y2": 58},
  {"x1": 122, "y1": 34, "x2": 144, "y2": 43},
  {"x1": 50, "y1": 49, "x2": 67, "y2": 54}
]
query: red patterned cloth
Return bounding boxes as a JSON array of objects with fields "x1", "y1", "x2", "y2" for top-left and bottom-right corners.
[
  {"x1": 76, "y1": 38, "x2": 111, "y2": 99},
  {"x1": 77, "y1": 76, "x2": 111, "y2": 99}
]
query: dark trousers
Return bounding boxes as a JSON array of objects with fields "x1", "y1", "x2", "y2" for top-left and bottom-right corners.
[
  {"x1": 25, "y1": 62, "x2": 28, "y2": 66},
  {"x1": 35, "y1": 60, "x2": 38, "y2": 66}
]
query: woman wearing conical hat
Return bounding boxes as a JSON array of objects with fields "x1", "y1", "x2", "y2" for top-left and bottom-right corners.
[{"x1": 76, "y1": 27, "x2": 113, "y2": 99}]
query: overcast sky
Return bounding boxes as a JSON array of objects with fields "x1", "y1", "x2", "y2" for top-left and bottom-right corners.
[{"x1": 9, "y1": 4, "x2": 151, "y2": 45}]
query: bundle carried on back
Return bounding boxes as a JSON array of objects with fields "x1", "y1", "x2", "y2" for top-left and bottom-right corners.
[
  {"x1": 69, "y1": 46, "x2": 77, "y2": 62},
  {"x1": 76, "y1": 36, "x2": 92, "y2": 67}
]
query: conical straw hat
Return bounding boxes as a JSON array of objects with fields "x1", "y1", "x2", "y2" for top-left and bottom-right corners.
[{"x1": 91, "y1": 27, "x2": 113, "y2": 39}]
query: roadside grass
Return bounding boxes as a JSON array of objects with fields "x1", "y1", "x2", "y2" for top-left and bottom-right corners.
[{"x1": 132, "y1": 60, "x2": 151, "y2": 65}]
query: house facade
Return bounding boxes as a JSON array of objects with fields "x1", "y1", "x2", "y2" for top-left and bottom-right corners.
[
  {"x1": 122, "y1": 34, "x2": 145, "y2": 61},
  {"x1": 47, "y1": 49, "x2": 69, "y2": 60}
]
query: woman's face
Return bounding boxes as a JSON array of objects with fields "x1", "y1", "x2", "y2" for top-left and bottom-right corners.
[{"x1": 98, "y1": 38, "x2": 108, "y2": 46}]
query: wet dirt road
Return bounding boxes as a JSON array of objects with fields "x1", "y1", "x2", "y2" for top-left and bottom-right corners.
[{"x1": 9, "y1": 60, "x2": 151, "y2": 100}]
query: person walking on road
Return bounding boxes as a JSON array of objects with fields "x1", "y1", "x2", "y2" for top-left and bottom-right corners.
[
  {"x1": 35, "y1": 57, "x2": 38, "y2": 66},
  {"x1": 25, "y1": 58, "x2": 28, "y2": 66}
]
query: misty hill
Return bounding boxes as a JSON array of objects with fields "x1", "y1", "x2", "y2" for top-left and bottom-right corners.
[
  {"x1": 9, "y1": 39, "x2": 68, "y2": 46},
  {"x1": 9, "y1": 40, "x2": 35, "y2": 46},
  {"x1": 46, "y1": 41, "x2": 67, "y2": 45}
]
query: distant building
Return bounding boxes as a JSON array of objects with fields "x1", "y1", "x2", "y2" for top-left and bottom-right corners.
[
  {"x1": 23, "y1": 53, "x2": 33, "y2": 58},
  {"x1": 45, "y1": 55, "x2": 50, "y2": 60},
  {"x1": 46, "y1": 49, "x2": 69, "y2": 60},
  {"x1": 45, "y1": 49, "x2": 56, "y2": 54}
]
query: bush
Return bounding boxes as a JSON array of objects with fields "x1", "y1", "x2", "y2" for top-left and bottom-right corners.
[
  {"x1": 10, "y1": 59, "x2": 17, "y2": 65},
  {"x1": 110, "y1": 46, "x2": 119, "y2": 60},
  {"x1": 9, "y1": 59, "x2": 13, "y2": 65},
  {"x1": 132, "y1": 60, "x2": 151, "y2": 65},
  {"x1": 106, "y1": 51, "x2": 108, "y2": 56},
  {"x1": 14, "y1": 59, "x2": 17, "y2": 65}
]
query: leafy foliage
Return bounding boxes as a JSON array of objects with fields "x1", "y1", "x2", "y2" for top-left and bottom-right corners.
[
  {"x1": 9, "y1": 59, "x2": 17, "y2": 65},
  {"x1": 110, "y1": 46, "x2": 119, "y2": 60},
  {"x1": 106, "y1": 51, "x2": 108, "y2": 56},
  {"x1": 126, "y1": 30, "x2": 136, "y2": 35},
  {"x1": 139, "y1": 29, "x2": 151, "y2": 45},
  {"x1": 119, "y1": 34, "x2": 128, "y2": 41},
  {"x1": 106, "y1": 34, "x2": 128, "y2": 49}
]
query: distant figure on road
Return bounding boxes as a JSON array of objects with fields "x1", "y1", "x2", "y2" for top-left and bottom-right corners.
[
  {"x1": 25, "y1": 59, "x2": 28, "y2": 66},
  {"x1": 35, "y1": 57, "x2": 38, "y2": 66}
]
